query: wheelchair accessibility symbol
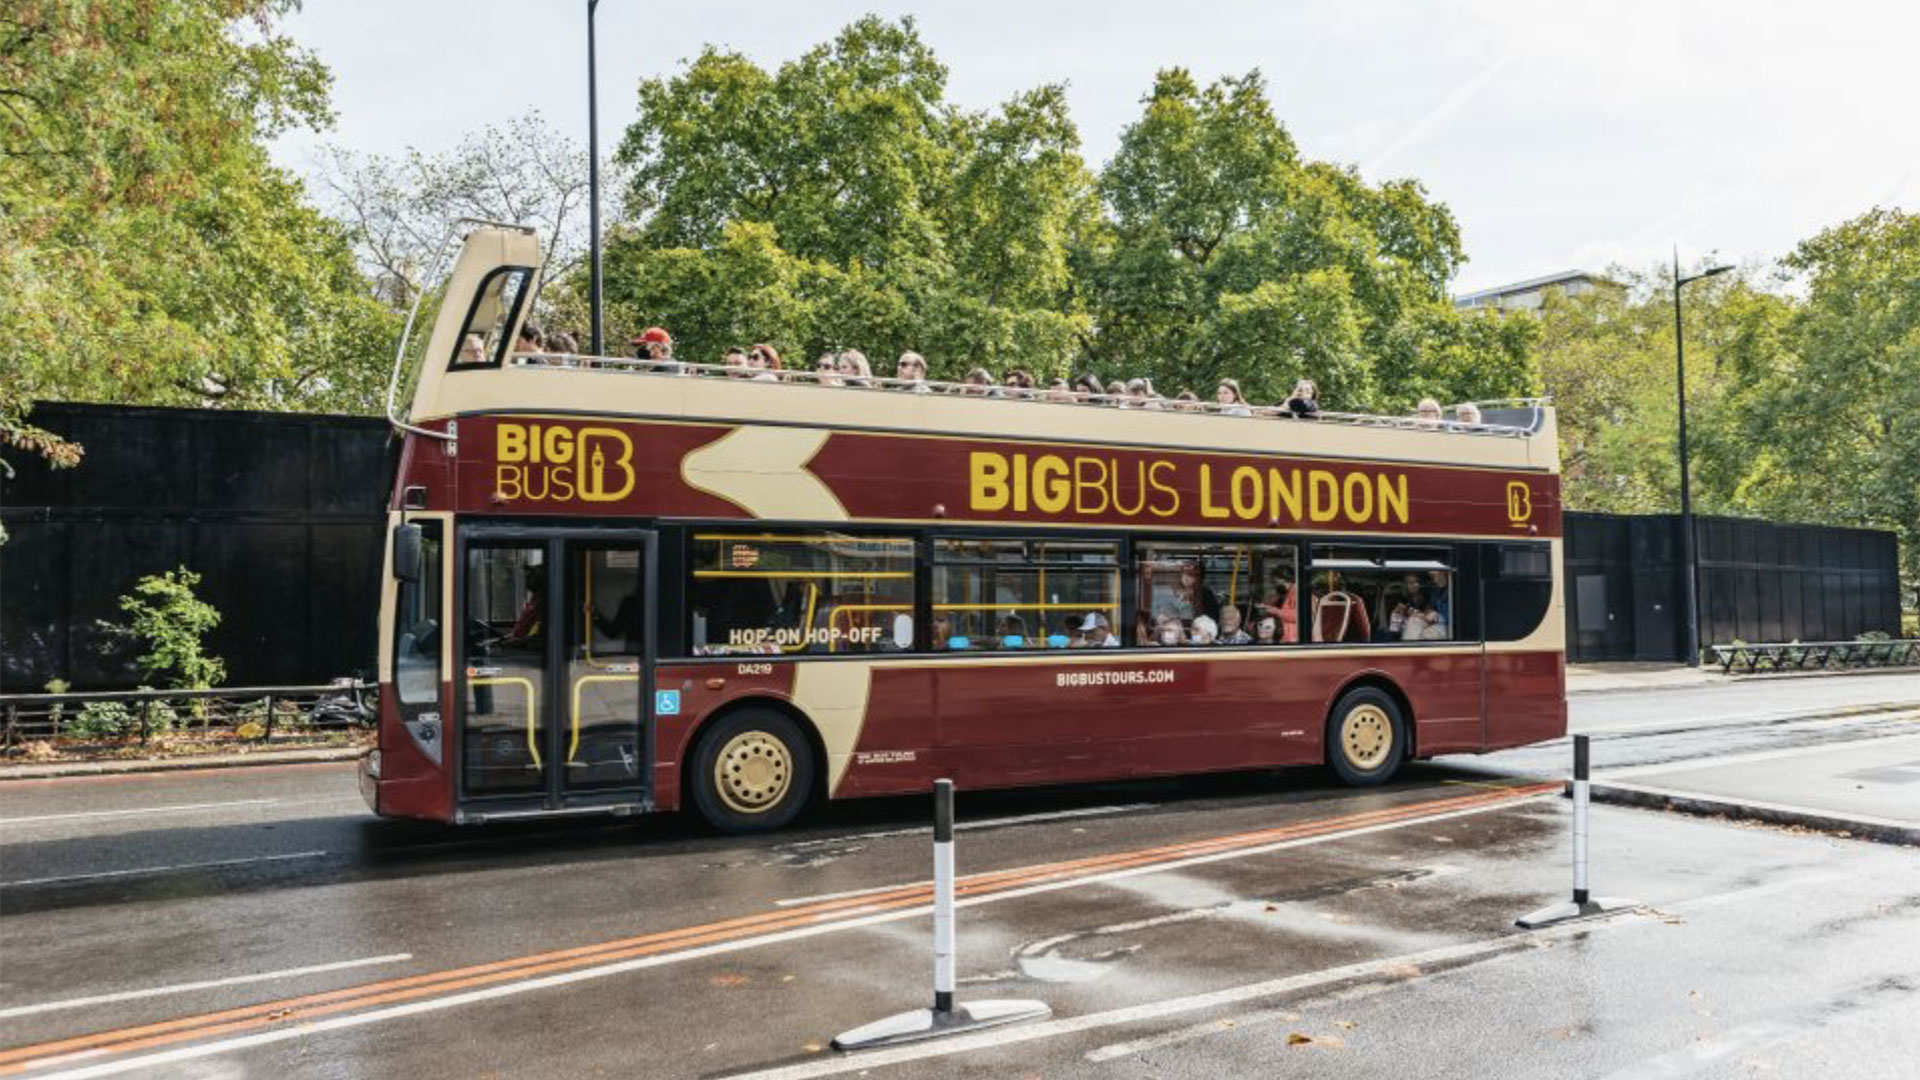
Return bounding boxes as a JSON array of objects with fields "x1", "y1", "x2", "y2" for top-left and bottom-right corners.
[{"x1": 654, "y1": 689, "x2": 681, "y2": 716}]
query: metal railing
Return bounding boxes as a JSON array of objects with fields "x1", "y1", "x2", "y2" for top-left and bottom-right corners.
[
  {"x1": 1707, "y1": 640, "x2": 1920, "y2": 675},
  {"x1": 502, "y1": 354, "x2": 1549, "y2": 438},
  {"x1": 0, "y1": 681, "x2": 373, "y2": 758}
]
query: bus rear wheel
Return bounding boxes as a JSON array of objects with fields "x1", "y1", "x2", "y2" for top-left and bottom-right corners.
[
  {"x1": 689, "y1": 709, "x2": 816, "y2": 834},
  {"x1": 1325, "y1": 686, "x2": 1407, "y2": 786}
]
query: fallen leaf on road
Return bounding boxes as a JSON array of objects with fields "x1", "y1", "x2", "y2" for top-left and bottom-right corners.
[
  {"x1": 1287, "y1": 1033, "x2": 1313, "y2": 1046},
  {"x1": 710, "y1": 973, "x2": 752, "y2": 988},
  {"x1": 1335, "y1": 1020, "x2": 1357, "y2": 1030},
  {"x1": 802, "y1": 1040, "x2": 823, "y2": 1053}
]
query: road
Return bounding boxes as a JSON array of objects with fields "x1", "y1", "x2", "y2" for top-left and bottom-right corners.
[{"x1": 1, "y1": 672, "x2": 1916, "y2": 1079}]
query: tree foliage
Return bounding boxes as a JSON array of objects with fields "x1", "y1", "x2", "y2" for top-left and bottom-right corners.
[
  {"x1": 1081, "y1": 69, "x2": 1533, "y2": 408},
  {"x1": 0, "y1": 0, "x2": 395, "y2": 470},
  {"x1": 106, "y1": 567, "x2": 226, "y2": 691},
  {"x1": 1537, "y1": 211, "x2": 1920, "y2": 600},
  {"x1": 603, "y1": 16, "x2": 1093, "y2": 376},
  {"x1": 603, "y1": 21, "x2": 1530, "y2": 405}
]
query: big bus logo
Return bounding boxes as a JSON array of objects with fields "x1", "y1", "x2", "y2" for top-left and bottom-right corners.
[
  {"x1": 494, "y1": 422, "x2": 635, "y2": 503},
  {"x1": 1506, "y1": 481, "x2": 1533, "y2": 527}
]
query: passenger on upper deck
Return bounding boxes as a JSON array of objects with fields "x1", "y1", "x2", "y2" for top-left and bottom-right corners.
[
  {"x1": 458, "y1": 332, "x2": 487, "y2": 363},
  {"x1": 1282, "y1": 378, "x2": 1319, "y2": 419},
  {"x1": 962, "y1": 368, "x2": 993, "y2": 395},
  {"x1": 838, "y1": 350, "x2": 876, "y2": 388},
  {"x1": 814, "y1": 352, "x2": 843, "y2": 387},
  {"x1": 1071, "y1": 373, "x2": 1105, "y2": 404},
  {"x1": 1002, "y1": 369, "x2": 1035, "y2": 399},
  {"x1": 747, "y1": 344, "x2": 782, "y2": 382},
  {"x1": 1454, "y1": 402, "x2": 1483, "y2": 427},
  {"x1": 515, "y1": 323, "x2": 544, "y2": 356},
  {"x1": 632, "y1": 326, "x2": 674, "y2": 365},
  {"x1": 1044, "y1": 378, "x2": 1074, "y2": 403},
  {"x1": 722, "y1": 346, "x2": 750, "y2": 377},
  {"x1": 1414, "y1": 397, "x2": 1444, "y2": 428},
  {"x1": 1216, "y1": 379, "x2": 1252, "y2": 417},
  {"x1": 894, "y1": 351, "x2": 930, "y2": 392}
]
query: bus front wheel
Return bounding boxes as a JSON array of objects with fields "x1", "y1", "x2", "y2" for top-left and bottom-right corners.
[
  {"x1": 1325, "y1": 686, "x2": 1407, "y2": 786},
  {"x1": 689, "y1": 709, "x2": 816, "y2": 834}
]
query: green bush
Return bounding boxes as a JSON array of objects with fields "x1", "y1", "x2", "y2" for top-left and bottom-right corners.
[{"x1": 103, "y1": 568, "x2": 226, "y2": 690}]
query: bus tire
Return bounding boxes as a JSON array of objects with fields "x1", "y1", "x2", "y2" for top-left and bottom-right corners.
[
  {"x1": 1325, "y1": 686, "x2": 1407, "y2": 786},
  {"x1": 689, "y1": 709, "x2": 816, "y2": 834}
]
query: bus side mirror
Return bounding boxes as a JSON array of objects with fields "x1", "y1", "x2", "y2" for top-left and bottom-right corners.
[{"x1": 393, "y1": 523, "x2": 423, "y2": 583}]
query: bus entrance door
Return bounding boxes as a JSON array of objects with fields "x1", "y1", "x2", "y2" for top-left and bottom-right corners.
[
  {"x1": 460, "y1": 530, "x2": 655, "y2": 814},
  {"x1": 561, "y1": 538, "x2": 654, "y2": 801}
]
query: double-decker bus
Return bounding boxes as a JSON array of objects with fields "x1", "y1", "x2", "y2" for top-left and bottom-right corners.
[{"x1": 365, "y1": 223, "x2": 1566, "y2": 831}]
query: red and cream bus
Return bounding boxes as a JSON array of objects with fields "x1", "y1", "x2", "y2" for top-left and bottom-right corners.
[{"x1": 366, "y1": 224, "x2": 1566, "y2": 831}]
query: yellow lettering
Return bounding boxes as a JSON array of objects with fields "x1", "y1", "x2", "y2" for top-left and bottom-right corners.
[
  {"x1": 971, "y1": 452, "x2": 1010, "y2": 511},
  {"x1": 1199, "y1": 464, "x2": 1229, "y2": 519},
  {"x1": 1146, "y1": 461, "x2": 1180, "y2": 518},
  {"x1": 1074, "y1": 457, "x2": 1110, "y2": 514},
  {"x1": 1033, "y1": 455, "x2": 1071, "y2": 513},
  {"x1": 1011, "y1": 452, "x2": 1029, "y2": 512},
  {"x1": 1112, "y1": 461, "x2": 1147, "y2": 516},
  {"x1": 1230, "y1": 466, "x2": 1263, "y2": 520},
  {"x1": 1269, "y1": 467, "x2": 1303, "y2": 522},
  {"x1": 1309, "y1": 470, "x2": 1340, "y2": 522},
  {"x1": 550, "y1": 465, "x2": 576, "y2": 502},
  {"x1": 543, "y1": 426, "x2": 573, "y2": 465},
  {"x1": 1379, "y1": 474, "x2": 1410, "y2": 524},
  {"x1": 496, "y1": 464, "x2": 524, "y2": 500},
  {"x1": 1343, "y1": 472, "x2": 1374, "y2": 523},
  {"x1": 498, "y1": 424, "x2": 528, "y2": 463}
]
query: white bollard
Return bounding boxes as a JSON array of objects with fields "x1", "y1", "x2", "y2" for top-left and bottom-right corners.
[
  {"x1": 1517, "y1": 735, "x2": 1640, "y2": 928},
  {"x1": 831, "y1": 780, "x2": 1050, "y2": 1051}
]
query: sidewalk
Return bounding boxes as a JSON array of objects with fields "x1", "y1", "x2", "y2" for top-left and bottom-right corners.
[
  {"x1": 1566, "y1": 663, "x2": 1725, "y2": 695},
  {"x1": 1591, "y1": 726, "x2": 1920, "y2": 846},
  {"x1": 0, "y1": 745, "x2": 364, "y2": 781}
]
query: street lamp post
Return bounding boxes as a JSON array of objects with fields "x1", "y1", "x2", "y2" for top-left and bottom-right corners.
[
  {"x1": 1673, "y1": 252, "x2": 1734, "y2": 667},
  {"x1": 587, "y1": 0, "x2": 604, "y2": 357}
]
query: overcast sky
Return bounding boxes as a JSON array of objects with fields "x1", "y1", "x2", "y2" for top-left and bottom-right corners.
[{"x1": 273, "y1": 0, "x2": 1920, "y2": 294}]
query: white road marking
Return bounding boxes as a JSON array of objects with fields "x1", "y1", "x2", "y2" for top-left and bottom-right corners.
[
  {"x1": 0, "y1": 955, "x2": 414, "y2": 1019},
  {"x1": 0, "y1": 800, "x2": 278, "y2": 827},
  {"x1": 0, "y1": 851, "x2": 327, "y2": 889},
  {"x1": 18, "y1": 798, "x2": 1540, "y2": 1079}
]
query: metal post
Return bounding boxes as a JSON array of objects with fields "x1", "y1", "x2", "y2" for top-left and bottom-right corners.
[
  {"x1": 1572, "y1": 735, "x2": 1590, "y2": 905},
  {"x1": 1516, "y1": 735, "x2": 1640, "y2": 928},
  {"x1": 932, "y1": 779, "x2": 957, "y2": 1015},
  {"x1": 831, "y1": 779, "x2": 1048, "y2": 1051},
  {"x1": 263, "y1": 694, "x2": 276, "y2": 742},
  {"x1": 586, "y1": 0, "x2": 604, "y2": 358},
  {"x1": 4, "y1": 703, "x2": 16, "y2": 751},
  {"x1": 140, "y1": 700, "x2": 153, "y2": 744},
  {"x1": 1674, "y1": 250, "x2": 1699, "y2": 667}
]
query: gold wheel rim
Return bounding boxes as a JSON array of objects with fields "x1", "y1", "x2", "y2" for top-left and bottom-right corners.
[
  {"x1": 713, "y1": 731, "x2": 794, "y2": 814},
  {"x1": 1340, "y1": 704, "x2": 1394, "y2": 771}
]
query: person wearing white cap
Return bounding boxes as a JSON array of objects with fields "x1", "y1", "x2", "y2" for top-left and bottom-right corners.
[{"x1": 1072, "y1": 612, "x2": 1118, "y2": 648}]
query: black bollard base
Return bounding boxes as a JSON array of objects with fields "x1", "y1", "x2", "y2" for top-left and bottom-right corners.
[
  {"x1": 1515, "y1": 895, "x2": 1640, "y2": 930},
  {"x1": 831, "y1": 1000, "x2": 1051, "y2": 1052}
]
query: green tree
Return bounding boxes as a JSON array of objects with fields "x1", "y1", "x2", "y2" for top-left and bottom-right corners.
[
  {"x1": 1081, "y1": 68, "x2": 1533, "y2": 407},
  {"x1": 1, "y1": 0, "x2": 393, "y2": 463},
  {"x1": 605, "y1": 16, "x2": 1093, "y2": 376},
  {"x1": 1721, "y1": 210, "x2": 1920, "y2": 595}
]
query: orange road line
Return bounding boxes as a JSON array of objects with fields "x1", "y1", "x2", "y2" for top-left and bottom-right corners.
[{"x1": 0, "y1": 782, "x2": 1552, "y2": 1074}]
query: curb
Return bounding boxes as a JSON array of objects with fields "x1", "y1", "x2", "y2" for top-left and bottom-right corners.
[
  {"x1": 1585, "y1": 779, "x2": 1918, "y2": 847},
  {"x1": 1567, "y1": 665, "x2": 1919, "y2": 696},
  {"x1": 0, "y1": 746, "x2": 366, "y2": 781}
]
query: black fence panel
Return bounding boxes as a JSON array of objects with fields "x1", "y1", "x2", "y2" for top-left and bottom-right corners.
[
  {"x1": 2, "y1": 403, "x2": 392, "y2": 691},
  {"x1": 1564, "y1": 511, "x2": 1903, "y2": 664}
]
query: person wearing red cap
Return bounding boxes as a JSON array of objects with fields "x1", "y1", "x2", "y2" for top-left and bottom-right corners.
[{"x1": 630, "y1": 326, "x2": 681, "y2": 373}]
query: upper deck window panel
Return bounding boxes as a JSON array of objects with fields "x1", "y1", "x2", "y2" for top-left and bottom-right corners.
[{"x1": 448, "y1": 266, "x2": 534, "y2": 371}]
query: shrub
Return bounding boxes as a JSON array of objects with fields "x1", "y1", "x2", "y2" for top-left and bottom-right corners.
[{"x1": 104, "y1": 568, "x2": 226, "y2": 690}]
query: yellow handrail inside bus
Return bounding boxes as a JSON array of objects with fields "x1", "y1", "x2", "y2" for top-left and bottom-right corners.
[
  {"x1": 469, "y1": 676, "x2": 539, "y2": 769},
  {"x1": 827, "y1": 603, "x2": 913, "y2": 653},
  {"x1": 569, "y1": 672, "x2": 639, "y2": 764},
  {"x1": 692, "y1": 570, "x2": 911, "y2": 579}
]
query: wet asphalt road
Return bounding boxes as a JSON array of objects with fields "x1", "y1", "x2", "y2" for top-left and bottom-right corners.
[{"x1": 1, "y1": 672, "x2": 1916, "y2": 1079}]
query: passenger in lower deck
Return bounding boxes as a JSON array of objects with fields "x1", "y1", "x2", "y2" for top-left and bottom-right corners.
[{"x1": 1216, "y1": 604, "x2": 1253, "y2": 644}]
